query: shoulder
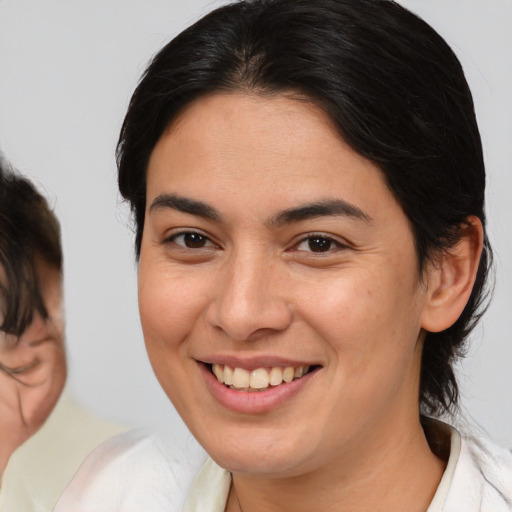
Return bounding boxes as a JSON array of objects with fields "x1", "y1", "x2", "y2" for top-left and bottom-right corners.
[
  {"x1": 466, "y1": 434, "x2": 512, "y2": 509},
  {"x1": 55, "y1": 429, "x2": 206, "y2": 512},
  {"x1": 446, "y1": 431, "x2": 512, "y2": 511}
]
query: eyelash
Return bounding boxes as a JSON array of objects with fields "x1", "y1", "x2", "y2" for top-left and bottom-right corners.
[
  {"x1": 292, "y1": 233, "x2": 347, "y2": 254},
  {"x1": 164, "y1": 230, "x2": 346, "y2": 254},
  {"x1": 165, "y1": 231, "x2": 217, "y2": 249}
]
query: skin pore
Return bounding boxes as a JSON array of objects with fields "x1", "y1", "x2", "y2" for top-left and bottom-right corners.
[
  {"x1": 0, "y1": 259, "x2": 66, "y2": 474},
  {"x1": 138, "y1": 92, "x2": 481, "y2": 512}
]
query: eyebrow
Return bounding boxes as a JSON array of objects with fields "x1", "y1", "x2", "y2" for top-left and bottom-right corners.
[
  {"x1": 149, "y1": 194, "x2": 222, "y2": 222},
  {"x1": 149, "y1": 194, "x2": 371, "y2": 226},
  {"x1": 270, "y1": 199, "x2": 372, "y2": 227}
]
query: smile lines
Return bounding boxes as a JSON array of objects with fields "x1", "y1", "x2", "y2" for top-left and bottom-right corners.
[{"x1": 211, "y1": 363, "x2": 312, "y2": 391}]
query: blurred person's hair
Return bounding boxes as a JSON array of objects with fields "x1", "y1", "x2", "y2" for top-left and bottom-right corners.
[{"x1": 0, "y1": 154, "x2": 62, "y2": 339}]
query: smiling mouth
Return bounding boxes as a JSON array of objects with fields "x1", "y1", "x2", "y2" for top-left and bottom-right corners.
[{"x1": 210, "y1": 363, "x2": 317, "y2": 392}]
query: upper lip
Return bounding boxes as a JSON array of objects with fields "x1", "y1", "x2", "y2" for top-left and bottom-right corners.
[{"x1": 197, "y1": 354, "x2": 321, "y2": 370}]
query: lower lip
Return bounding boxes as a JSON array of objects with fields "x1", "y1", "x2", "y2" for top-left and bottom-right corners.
[{"x1": 199, "y1": 363, "x2": 317, "y2": 414}]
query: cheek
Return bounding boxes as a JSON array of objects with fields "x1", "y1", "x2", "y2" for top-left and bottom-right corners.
[
  {"x1": 137, "y1": 262, "x2": 214, "y2": 417},
  {"x1": 296, "y1": 274, "x2": 424, "y2": 440},
  {"x1": 297, "y1": 267, "x2": 424, "y2": 370},
  {"x1": 19, "y1": 342, "x2": 66, "y2": 433},
  {"x1": 138, "y1": 262, "x2": 208, "y2": 352}
]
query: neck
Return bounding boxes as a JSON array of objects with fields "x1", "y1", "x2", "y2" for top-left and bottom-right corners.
[{"x1": 227, "y1": 415, "x2": 446, "y2": 512}]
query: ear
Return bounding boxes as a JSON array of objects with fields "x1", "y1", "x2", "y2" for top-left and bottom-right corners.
[{"x1": 420, "y1": 216, "x2": 484, "y2": 333}]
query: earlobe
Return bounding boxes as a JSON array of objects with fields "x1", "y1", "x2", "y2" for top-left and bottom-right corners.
[{"x1": 420, "y1": 216, "x2": 484, "y2": 333}]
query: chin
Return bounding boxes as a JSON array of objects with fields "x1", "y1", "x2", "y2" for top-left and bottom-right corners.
[
  {"x1": 215, "y1": 453, "x2": 317, "y2": 479},
  {"x1": 198, "y1": 428, "x2": 317, "y2": 477}
]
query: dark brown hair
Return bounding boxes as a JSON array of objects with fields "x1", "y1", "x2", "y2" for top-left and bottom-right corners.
[{"x1": 0, "y1": 156, "x2": 63, "y2": 338}]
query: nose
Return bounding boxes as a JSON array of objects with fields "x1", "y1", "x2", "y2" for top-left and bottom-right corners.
[{"x1": 206, "y1": 251, "x2": 293, "y2": 342}]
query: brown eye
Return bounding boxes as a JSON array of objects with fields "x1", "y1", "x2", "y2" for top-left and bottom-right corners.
[
  {"x1": 296, "y1": 235, "x2": 343, "y2": 253},
  {"x1": 170, "y1": 232, "x2": 213, "y2": 249},
  {"x1": 183, "y1": 233, "x2": 207, "y2": 248},
  {"x1": 307, "y1": 237, "x2": 333, "y2": 252}
]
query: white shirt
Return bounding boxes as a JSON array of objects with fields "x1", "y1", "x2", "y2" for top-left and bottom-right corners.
[{"x1": 55, "y1": 421, "x2": 512, "y2": 512}]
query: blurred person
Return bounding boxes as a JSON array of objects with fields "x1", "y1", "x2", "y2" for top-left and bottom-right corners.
[{"x1": 0, "y1": 154, "x2": 125, "y2": 511}]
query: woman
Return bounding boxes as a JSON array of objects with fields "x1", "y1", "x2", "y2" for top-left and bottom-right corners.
[{"x1": 57, "y1": 0, "x2": 511, "y2": 510}]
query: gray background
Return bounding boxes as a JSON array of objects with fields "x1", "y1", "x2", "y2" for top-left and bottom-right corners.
[{"x1": 0, "y1": 0, "x2": 510, "y2": 446}]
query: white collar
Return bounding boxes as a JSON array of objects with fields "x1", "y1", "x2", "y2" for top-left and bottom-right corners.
[
  {"x1": 183, "y1": 421, "x2": 501, "y2": 512},
  {"x1": 426, "y1": 421, "x2": 461, "y2": 511}
]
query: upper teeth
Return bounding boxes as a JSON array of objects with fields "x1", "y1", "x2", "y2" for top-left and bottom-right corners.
[{"x1": 211, "y1": 363, "x2": 310, "y2": 390}]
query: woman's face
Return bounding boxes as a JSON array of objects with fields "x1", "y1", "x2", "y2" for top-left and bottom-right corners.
[{"x1": 139, "y1": 93, "x2": 433, "y2": 477}]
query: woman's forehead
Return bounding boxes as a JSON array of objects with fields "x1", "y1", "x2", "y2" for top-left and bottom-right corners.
[
  {"x1": 148, "y1": 93, "x2": 381, "y2": 196},
  {"x1": 144, "y1": 93, "x2": 411, "y2": 240}
]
